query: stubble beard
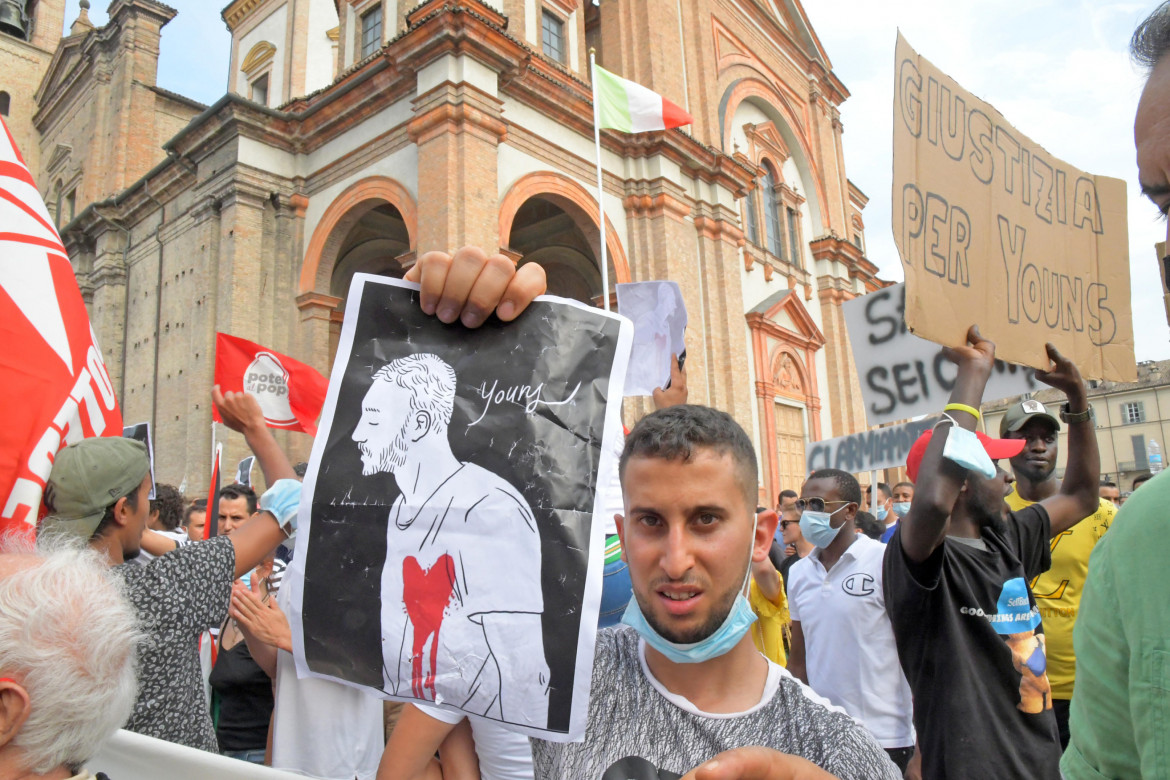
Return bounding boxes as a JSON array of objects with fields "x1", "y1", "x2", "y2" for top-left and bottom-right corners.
[
  {"x1": 635, "y1": 575, "x2": 742, "y2": 645},
  {"x1": 359, "y1": 418, "x2": 412, "y2": 477}
]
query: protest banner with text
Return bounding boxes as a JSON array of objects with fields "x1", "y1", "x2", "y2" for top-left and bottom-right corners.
[
  {"x1": 892, "y1": 33, "x2": 1135, "y2": 382},
  {"x1": 843, "y1": 284, "x2": 1038, "y2": 427},
  {"x1": 807, "y1": 417, "x2": 940, "y2": 475},
  {"x1": 213, "y1": 333, "x2": 328, "y2": 435},
  {"x1": 0, "y1": 118, "x2": 122, "y2": 532}
]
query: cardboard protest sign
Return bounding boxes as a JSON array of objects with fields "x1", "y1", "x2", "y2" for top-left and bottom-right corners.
[
  {"x1": 892, "y1": 33, "x2": 1135, "y2": 382},
  {"x1": 213, "y1": 334, "x2": 328, "y2": 435},
  {"x1": 288, "y1": 275, "x2": 632, "y2": 741},
  {"x1": 807, "y1": 417, "x2": 939, "y2": 474},
  {"x1": 122, "y1": 423, "x2": 157, "y2": 499},
  {"x1": 616, "y1": 281, "x2": 687, "y2": 396},
  {"x1": 843, "y1": 284, "x2": 1039, "y2": 426},
  {"x1": 0, "y1": 117, "x2": 122, "y2": 532}
]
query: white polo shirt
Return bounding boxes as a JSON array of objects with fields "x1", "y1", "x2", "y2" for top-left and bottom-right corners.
[{"x1": 787, "y1": 535, "x2": 915, "y2": 749}]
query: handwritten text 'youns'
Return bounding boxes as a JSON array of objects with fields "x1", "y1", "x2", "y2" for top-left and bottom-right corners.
[{"x1": 469, "y1": 380, "x2": 582, "y2": 427}]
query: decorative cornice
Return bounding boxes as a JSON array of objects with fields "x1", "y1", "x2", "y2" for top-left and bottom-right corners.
[{"x1": 222, "y1": 0, "x2": 267, "y2": 31}]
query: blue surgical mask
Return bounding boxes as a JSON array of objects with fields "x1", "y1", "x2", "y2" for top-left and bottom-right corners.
[
  {"x1": 892, "y1": 502, "x2": 911, "y2": 517},
  {"x1": 875, "y1": 504, "x2": 888, "y2": 522},
  {"x1": 799, "y1": 505, "x2": 848, "y2": 549},
  {"x1": 942, "y1": 424, "x2": 996, "y2": 479},
  {"x1": 620, "y1": 517, "x2": 759, "y2": 664}
]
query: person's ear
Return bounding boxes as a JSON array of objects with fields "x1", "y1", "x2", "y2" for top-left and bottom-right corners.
[
  {"x1": 0, "y1": 679, "x2": 31, "y2": 749},
  {"x1": 411, "y1": 410, "x2": 433, "y2": 441},
  {"x1": 614, "y1": 514, "x2": 629, "y2": 562},
  {"x1": 112, "y1": 495, "x2": 134, "y2": 528},
  {"x1": 753, "y1": 510, "x2": 778, "y2": 560}
]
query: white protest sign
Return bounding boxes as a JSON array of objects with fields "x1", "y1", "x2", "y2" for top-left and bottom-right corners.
[
  {"x1": 88, "y1": 729, "x2": 304, "y2": 779},
  {"x1": 844, "y1": 284, "x2": 1039, "y2": 427},
  {"x1": 616, "y1": 281, "x2": 687, "y2": 397},
  {"x1": 806, "y1": 417, "x2": 939, "y2": 475}
]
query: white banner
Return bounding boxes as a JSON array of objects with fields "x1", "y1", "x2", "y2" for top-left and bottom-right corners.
[
  {"x1": 843, "y1": 284, "x2": 1038, "y2": 427},
  {"x1": 806, "y1": 417, "x2": 939, "y2": 475},
  {"x1": 86, "y1": 729, "x2": 305, "y2": 779}
]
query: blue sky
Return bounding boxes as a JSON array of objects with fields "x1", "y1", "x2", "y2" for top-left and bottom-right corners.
[{"x1": 63, "y1": 1, "x2": 1170, "y2": 361}]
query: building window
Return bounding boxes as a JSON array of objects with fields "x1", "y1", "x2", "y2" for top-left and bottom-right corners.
[
  {"x1": 65, "y1": 190, "x2": 76, "y2": 224},
  {"x1": 541, "y1": 10, "x2": 565, "y2": 64},
  {"x1": 762, "y1": 165, "x2": 783, "y2": 260},
  {"x1": 361, "y1": 5, "x2": 383, "y2": 59},
  {"x1": 250, "y1": 74, "x2": 269, "y2": 107},
  {"x1": 787, "y1": 207, "x2": 801, "y2": 268},
  {"x1": 1122, "y1": 401, "x2": 1146, "y2": 425},
  {"x1": 0, "y1": 91, "x2": 9, "y2": 116},
  {"x1": 744, "y1": 187, "x2": 760, "y2": 246}
]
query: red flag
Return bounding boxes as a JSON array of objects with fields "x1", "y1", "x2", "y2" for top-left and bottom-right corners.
[
  {"x1": 213, "y1": 333, "x2": 328, "y2": 435},
  {"x1": 205, "y1": 444, "x2": 221, "y2": 540},
  {"x1": 0, "y1": 117, "x2": 122, "y2": 534}
]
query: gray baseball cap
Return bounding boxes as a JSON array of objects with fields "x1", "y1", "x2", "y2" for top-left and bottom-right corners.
[{"x1": 41, "y1": 438, "x2": 150, "y2": 541}]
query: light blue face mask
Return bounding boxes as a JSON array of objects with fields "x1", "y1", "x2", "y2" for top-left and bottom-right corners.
[
  {"x1": 942, "y1": 423, "x2": 997, "y2": 479},
  {"x1": 875, "y1": 504, "x2": 888, "y2": 522},
  {"x1": 892, "y1": 502, "x2": 911, "y2": 517},
  {"x1": 799, "y1": 504, "x2": 848, "y2": 549},
  {"x1": 621, "y1": 518, "x2": 759, "y2": 664}
]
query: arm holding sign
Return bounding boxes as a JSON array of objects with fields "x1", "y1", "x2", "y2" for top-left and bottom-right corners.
[
  {"x1": 899, "y1": 326, "x2": 996, "y2": 564},
  {"x1": 1033, "y1": 344, "x2": 1100, "y2": 536}
]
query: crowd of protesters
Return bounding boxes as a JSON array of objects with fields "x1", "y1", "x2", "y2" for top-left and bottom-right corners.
[{"x1": 6, "y1": 5, "x2": 1170, "y2": 780}]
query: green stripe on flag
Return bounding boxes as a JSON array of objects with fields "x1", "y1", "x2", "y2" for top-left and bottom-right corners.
[{"x1": 594, "y1": 66, "x2": 633, "y2": 132}]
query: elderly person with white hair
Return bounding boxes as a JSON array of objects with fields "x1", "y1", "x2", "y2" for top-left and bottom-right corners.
[{"x1": 0, "y1": 536, "x2": 142, "y2": 780}]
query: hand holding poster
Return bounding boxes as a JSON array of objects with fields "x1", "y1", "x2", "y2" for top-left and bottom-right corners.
[
  {"x1": 842, "y1": 284, "x2": 1038, "y2": 426},
  {"x1": 616, "y1": 281, "x2": 687, "y2": 396},
  {"x1": 0, "y1": 118, "x2": 122, "y2": 531},
  {"x1": 892, "y1": 33, "x2": 1135, "y2": 381},
  {"x1": 213, "y1": 334, "x2": 328, "y2": 435},
  {"x1": 288, "y1": 275, "x2": 632, "y2": 742}
]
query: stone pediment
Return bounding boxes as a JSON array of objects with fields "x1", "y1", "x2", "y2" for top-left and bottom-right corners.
[
  {"x1": 35, "y1": 36, "x2": 86, "y2": 105},
  {"x1": 743, "y1": 121, "x2": 791, "y2": 167},
  {"x1": 45, "y1": 143, "x2": 72, "y2": 174}
]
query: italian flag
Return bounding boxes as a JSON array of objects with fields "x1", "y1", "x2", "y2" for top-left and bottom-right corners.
[{"x1": 593, "y1": 65, "x2": 693, "y2": 133}]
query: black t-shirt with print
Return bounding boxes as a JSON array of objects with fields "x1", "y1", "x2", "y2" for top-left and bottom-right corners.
[{"x1": 882, "y1": 505, "x2": 1061, "y2": 780}]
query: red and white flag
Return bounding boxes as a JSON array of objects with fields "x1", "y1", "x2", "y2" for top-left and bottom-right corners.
[
  {"x1": 213, "y1": 333, "x2": 328, "y2": 435},
  {"x1": 0, "y1": 117, "x2": 122, "y2": 533}
]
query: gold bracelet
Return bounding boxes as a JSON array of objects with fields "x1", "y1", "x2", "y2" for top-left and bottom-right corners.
[{"x1": 943, "y1": 402, "x2": 981, "y2": 421}]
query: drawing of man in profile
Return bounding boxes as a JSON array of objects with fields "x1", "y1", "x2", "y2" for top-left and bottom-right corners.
[{"x1": 352, "y1": 353, "x2": 550, "y2": 728}]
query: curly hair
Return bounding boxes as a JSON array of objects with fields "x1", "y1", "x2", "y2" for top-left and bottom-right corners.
[
  {"x1": 373, "y1": 354, "x2": 457, "y2": 435},
  {"x1": 1132, "y1": 2, "x2": 1170, "y2": 69},
  {"x1": 149, "y1": 484, "x2": 184, "y2": 531}
]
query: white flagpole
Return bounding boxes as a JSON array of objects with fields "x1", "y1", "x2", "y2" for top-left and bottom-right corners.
[{"x1": 589, "y1": 49, "x2": 611, "y2": 312}]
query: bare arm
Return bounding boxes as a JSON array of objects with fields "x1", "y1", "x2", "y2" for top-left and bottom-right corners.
[
  {"x1": 1033, "y1": 344, "x2": 1100, "y2": 535},
  {"x1": 437, "y1": 718, "x2": 481, "y2": 780},
  {"x1": 787, "y1": 621, "x2": 808, "y2": 684},
  {"x1": 212, "y1": 387, "x2": 298, "y2": 485},
  {"x1": 481, "y1": 612, "x2": 550, "y2": 727},
  {"x1": 140, "y1": 528, "x2": 179, "y2": 556},
  {"x1": 376, "y1": 705, "x2": 458, "y2": 780},
  {"x1": 899, "y1": 326, "x2": 996, "y2": 563}
]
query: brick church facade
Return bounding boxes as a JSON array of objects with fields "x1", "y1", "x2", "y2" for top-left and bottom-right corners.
[{"x1": 1, "y1": 0, "x2": 886, "y2": 501}]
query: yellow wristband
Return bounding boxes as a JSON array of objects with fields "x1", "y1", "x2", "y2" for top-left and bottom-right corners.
[{"x1": 944, "y1": 403, "x2": 981, "y2": 421}]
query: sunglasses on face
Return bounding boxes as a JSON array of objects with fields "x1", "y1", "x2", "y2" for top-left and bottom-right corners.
[
  {"x1": 780, "y1": 520, "x2": 798, "y2": 529},
  {"x1": 794, "y1": 498, "x2": 852, "y2": 513}
]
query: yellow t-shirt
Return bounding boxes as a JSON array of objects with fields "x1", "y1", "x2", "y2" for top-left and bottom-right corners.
[
  {"x1": 1005, "y1": 487, "x2": 1114, "y2": 699},
  {"x1": 749, "y1": 573, "x2": 791, "y2": 667}
]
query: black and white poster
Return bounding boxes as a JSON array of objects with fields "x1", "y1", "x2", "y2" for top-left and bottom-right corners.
[
  {"x1": 122, "y1": 422, "x2": 156, "y2": 500},
  {"x1": 288, "y1": 274, "x2": 632, "y2": 742}
]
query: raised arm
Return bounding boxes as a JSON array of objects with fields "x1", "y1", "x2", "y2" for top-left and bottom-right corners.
[
  {"x1": 899, "y1": 326, "x2": 996, "y2": 563},
  {"x1": 212, "y1": 387, "x2": 298, "y2": 485},
  {"x1": 1033, "y1": 344, "x2": 1100, "y2": 535}
]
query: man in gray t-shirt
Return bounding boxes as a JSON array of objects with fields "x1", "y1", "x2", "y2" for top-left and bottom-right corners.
[{"x1": 531, "y1": 405, "x2": 898, "y2": 780}]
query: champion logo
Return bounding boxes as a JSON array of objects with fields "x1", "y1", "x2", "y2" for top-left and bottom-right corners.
[{"x1": 841, "y1": 573, "x2": 876, "y2": 597}]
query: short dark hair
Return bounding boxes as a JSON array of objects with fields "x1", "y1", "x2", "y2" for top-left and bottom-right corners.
[
  {"x1": 183, "y1": 501, "x2": 206, "y2": 526},
  {"x1": 1133, "y1": 2, "x2": 1170, "y2": 69},
  {"x1": 621, "y1": 405, "x2": 758, "y2": 507},
  {"x1": 854, "y1": 510, "x2": 885, "y2": 540},
  {"x1": 866, "y1": 482, "x2": 892, "y2": 500},
  {"x1": 89, "y1": 488, "x2": 142, "y2": 541},
  {"x1": 1100, "y1": 480, "x2": 1118, "y2": 489},
  {"x1": 219, "y1": 483, "x2": 258, "y2": 515},
  {"x1": 894, "y1": 481, "x2": 915, "y2": 492},
  {"x1": 149, "y1": 484, "x2": 184, "y2": 531},
  {"x1": 806, "y1": 468, "x2": 863, "y2": 506},
  {"x1": 778, "y1": 489, "x2": 798, "y2": 504},
  {"x1": 1133, "y1": 472, "x2": 1153, "y2": 490}
]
